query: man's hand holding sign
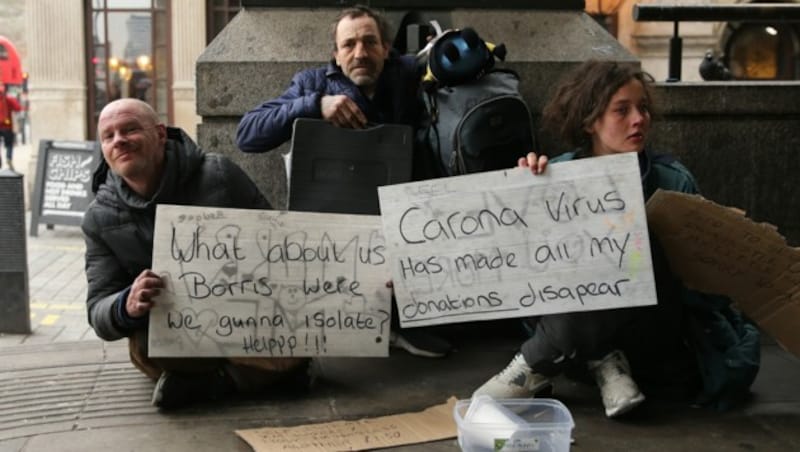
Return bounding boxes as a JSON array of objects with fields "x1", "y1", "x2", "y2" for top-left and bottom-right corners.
[{"x1": 149, "y1": 206, "x2": 392, "y2": 358}]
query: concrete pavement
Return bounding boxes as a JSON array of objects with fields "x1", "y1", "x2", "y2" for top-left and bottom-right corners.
[{"x1": 1, "y1": 153, "x2": 800, "y2": 451}]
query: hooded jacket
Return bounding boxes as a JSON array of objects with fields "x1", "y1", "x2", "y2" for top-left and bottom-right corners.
[{"x1": 82, "y1": 127, "x2": 270, "y2": 341}]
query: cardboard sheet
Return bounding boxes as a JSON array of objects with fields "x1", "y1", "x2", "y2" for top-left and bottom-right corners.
[
  {"x1": 647, "y1": 190, "x2": 800, "y2": 358},
  {"x1": 148, "y1": 205, "x2": 392, "y2": 358},
  {"x1": 378, "y1": 152, "x2": 658, "y2": 328},
  {"x1": 236, "y1": 397, "x2": 457, "y2": 452}
]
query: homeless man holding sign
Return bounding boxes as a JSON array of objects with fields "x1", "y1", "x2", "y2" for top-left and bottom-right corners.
[
  {"x1": 473, "y1": 61, "x2": 760, "y2": 417},
  {"x1": 235, "y1": 5, "x2": 449, "y2": 358},
  {"x1": 82, "y1": 99, "x2": 309, "y2": 410}
]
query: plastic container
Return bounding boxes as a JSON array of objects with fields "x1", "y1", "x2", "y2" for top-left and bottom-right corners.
[{"x1": 454, "y1": 397, "x2": 574, "y2": 452}]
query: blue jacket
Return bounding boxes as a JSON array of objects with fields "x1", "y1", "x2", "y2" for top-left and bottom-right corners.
[
  {"x1": 236, "y1": 52, "x2": 423, "y2": 153},
  {"x1": 554, "y1": 149, "x2": 760, "y2": 410}
]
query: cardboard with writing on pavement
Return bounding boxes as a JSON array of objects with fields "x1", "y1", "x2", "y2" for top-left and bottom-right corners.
[
  {"x1": 288, "y1": 118, "x2": 413, "y2": 215},
  {"x1": 148, "y1": 204, "x2": 392, "y2": 358},
  {"x1": 378, "y1": 152, "x2": 658, "y2": 328},
  {"x1": 647, "y1": 189, "x2": 800, "y2": 359},
  {"x1": 236, "y1": 397, "x2": 457, "y2": 452}
]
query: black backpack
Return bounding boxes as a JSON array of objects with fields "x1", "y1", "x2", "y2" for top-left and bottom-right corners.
[{"x1": 420, "y1": 27, "x2": 535, "y2": 176}]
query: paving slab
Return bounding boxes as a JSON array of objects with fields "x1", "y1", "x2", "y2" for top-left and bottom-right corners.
[{"x1": 1, "y1": 332, "x2": 799, "y2": 452}]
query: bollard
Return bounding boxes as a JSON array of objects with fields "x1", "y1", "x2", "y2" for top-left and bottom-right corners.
[{"x1": 0, "y1": 168, "x2": 32, "y2": 334}]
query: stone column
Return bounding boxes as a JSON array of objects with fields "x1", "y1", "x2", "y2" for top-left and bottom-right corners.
[
  {"x1": 24, "y1": 0, "x2": 86, "y2": 196},
  {"x1": 170, "y1": 0, "x2": 205, "y2": 138}
]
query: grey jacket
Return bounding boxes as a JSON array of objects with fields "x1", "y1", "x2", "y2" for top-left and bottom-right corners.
[{"x1": 81, "y1": 127, "x2": 270, "y2": 341}]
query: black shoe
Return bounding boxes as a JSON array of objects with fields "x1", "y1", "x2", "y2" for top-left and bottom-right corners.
[
  {"x1": 151, "y1": 369, "x2": 235, "y2": 410},
  {"x1": 278, "y1": 359, "x2": 317, "y2": 393},
  {"x1": 389, "y1": 329, "x2": 450, "y2": 358}
]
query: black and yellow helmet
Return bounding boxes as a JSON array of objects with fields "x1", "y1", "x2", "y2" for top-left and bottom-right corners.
[{"x1": 423, "y1": 27, "x2": 507, "y2": 87}]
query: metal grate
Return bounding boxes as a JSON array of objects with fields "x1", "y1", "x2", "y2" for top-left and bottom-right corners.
[
  {"x1": 0, "y1": 170, "x2": 26, "y2": 272},
  {"x1": 0, "y1": 169, "x2": 30, "y2": 334}
]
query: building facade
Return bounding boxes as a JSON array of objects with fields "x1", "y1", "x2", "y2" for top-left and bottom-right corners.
[{"x1": 5, "y1": 0, "x2": 799, "y2": 187}]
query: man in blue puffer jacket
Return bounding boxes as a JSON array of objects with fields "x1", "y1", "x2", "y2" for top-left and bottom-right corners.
[
  {"x1": 83, "y1": 98, "x2": 309, "y2": 410},
  {"x1": 236, "y1": 5, "x2": 422, "y2": 156},
  {"x1": 236, "y1": 5, "x2": 449, "y2": 358}
]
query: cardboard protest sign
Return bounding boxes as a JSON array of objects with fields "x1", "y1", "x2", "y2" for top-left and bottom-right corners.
[
  {"x1": 378, "y1": 152, "x2": 657, "y2": 328},
  {"x1": 236, "y1": 397, "x2": 457, "y2": 452},
  {"x1": 647, "y1": 190, "x2": 800, "y2": 358},
  {"x1": 148, "y1": 205, "x2": 392, "y2": 358}
]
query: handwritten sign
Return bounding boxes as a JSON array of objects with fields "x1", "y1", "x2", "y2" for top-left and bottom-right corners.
[
  {"x1": 378, "y1": 152, "x2": 657, "y2": 328},
  {"x1": 647, "y1": 190, "x2": 800, "y2": 358},
  {"x1": 29, "y1": 140, "x2": 99, "y2": 236},
  {"x1": 148, "y1": 205, "x2": 392, "y2": 358},
  {"x1": 236, "y1": 397, "x2": 457, "y2": 452}
]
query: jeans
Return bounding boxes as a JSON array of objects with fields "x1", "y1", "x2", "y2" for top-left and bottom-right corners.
[{"x1": 0, "y1": 128, "x2": 13, "y2": 162}]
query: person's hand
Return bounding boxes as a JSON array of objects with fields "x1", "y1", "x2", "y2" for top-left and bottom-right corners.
[
  {"x1": 518, "y1": 152, "x2": 548, "y2": 175},
  {"x1": 321, "y1": 94, "x2": 367, "y2": 129},
  {"x1": 126, "y1": 269, "x2": 164, "y2": 318}
]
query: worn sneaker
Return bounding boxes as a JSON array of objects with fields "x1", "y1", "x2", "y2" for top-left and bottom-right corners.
[
  {"x1": 472, "y1": 353, "x2": 552, "y2": 399},
  {"x1": 151, "y1": 369, "x2": 235, "y2": 410},
  {"x1": 588, "y1": 350, "x2": 646, "y2": 418},
  {"x1": 389, "y1": 330, "x2": 450, "y2": 358}
]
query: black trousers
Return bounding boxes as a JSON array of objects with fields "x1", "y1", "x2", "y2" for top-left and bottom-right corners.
[
  {"x1": 0, "y1": 129, "x2": 14, "y2": 161},
  {"x1": 520, "y1": 236, "x2": 690, "y2": 379}
]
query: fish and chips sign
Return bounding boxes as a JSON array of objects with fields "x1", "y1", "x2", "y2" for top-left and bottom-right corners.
[
  {"x1": 149, "y1": 152, "x2": 657, "y2": 357},
  {"x1": 378, "y1": 152, "x2": 658, "y2": 328}
]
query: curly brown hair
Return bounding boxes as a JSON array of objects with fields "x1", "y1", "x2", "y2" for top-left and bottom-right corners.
[{"x1": 542, "y1": 60, "x2": 655, "y2": 152}]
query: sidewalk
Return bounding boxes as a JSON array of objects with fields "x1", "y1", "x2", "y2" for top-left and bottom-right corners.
[
  {"x1": 0, "y1": 216, "x2": 96, "y2": 347},
  {"x1": 1, "y1": 189, "x2": 800, "y2": 451}
]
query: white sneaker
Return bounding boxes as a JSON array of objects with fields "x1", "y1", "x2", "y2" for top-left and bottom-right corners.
[
  {"x1": 473, "y1": 353, "x2": 552, "y2": 399},
  {"x1": 389, "y1": 330, "x2": 450, "y2": 358},
  {"x1": 588, "y1": 350, "x2": 646, "y2": 418}
]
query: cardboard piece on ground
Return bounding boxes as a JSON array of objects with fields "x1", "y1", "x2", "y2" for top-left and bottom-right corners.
[
  {"x1": 378, "y1": 152, "x2": 658, "y2": 328},
  {"x1": 646, "y1": 190, "x2": 800, "y2": 358},
  {"x1": 235, "y1": 397, "x2": 457, "y2": 452},
  {"x1": 148, "y1": 205, "x2": 392, "y2": 358}
]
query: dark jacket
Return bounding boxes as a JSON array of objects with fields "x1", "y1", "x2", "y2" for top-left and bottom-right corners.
[
  {"x1": 236, "y1": 52, "x2": 423, "y2": 153},
  {"x1": 553, "y1": 149, "x2": 760, "y2": 410},
  {"x1": 552, "y1": 148, "x2": 698, "y2": 197},
  {"x1": 82, "y1": 127, "x2": 270, "y2": 341}
]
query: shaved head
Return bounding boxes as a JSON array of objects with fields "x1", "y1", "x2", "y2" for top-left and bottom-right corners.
[{"x1": 99, "y1": 98, "x2": 160, "y2": 128}]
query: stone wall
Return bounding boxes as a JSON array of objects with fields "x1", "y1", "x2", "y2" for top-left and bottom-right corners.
[
  {"x1": 0, "y1": 0, "x2": 26, "y2": 61},
  {"x1": 196, "y1": 8, "x2": 632, "y2": 209},
  {"x1": 197, "y1": 7, "x2": 800, "y2": 246},
  {"x1": 651, "y1": 82, "x2": 800, "y2": 245}
]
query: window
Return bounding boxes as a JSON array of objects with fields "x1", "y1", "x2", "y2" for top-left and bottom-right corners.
[
  {"x1": 86, "y1": 0, "x2": 171, "y2": 138},
  {"x1": 585, "y1": 0, "x2": 621, "y2": 37},
  {"x1": 725, "y1": 23, "x2": 800, "y2": 80},
  {"x1": 206, "y1": 0, "x2": 241, "y2": 44}
]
